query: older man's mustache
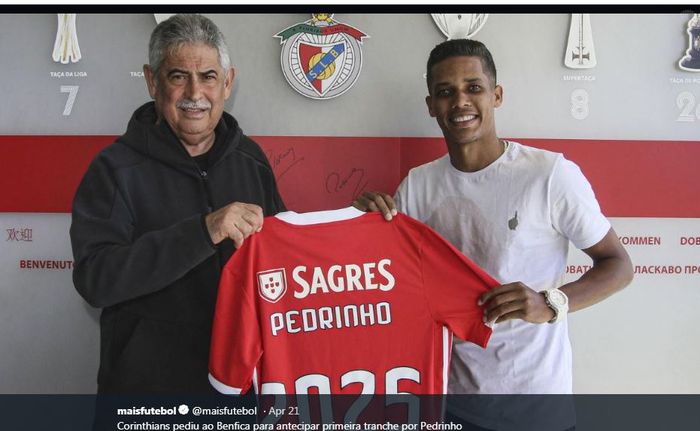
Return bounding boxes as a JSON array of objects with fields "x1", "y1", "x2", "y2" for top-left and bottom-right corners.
[{"x1": 177, "y1": 99, "x2": 211, "y2": 110}]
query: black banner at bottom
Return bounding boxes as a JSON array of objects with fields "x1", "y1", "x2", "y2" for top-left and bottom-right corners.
[{"x1": 0, "y1": 395, "x2": 697, "y2": 431}]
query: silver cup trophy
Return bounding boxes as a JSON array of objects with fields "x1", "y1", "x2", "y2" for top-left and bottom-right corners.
[
  {"x1": 564, "y1": 14, "x2": 596, "y2": 69},
  {"x1": 679, "y1": 14, "x2": 700, "y2": 72},
  {"x1": 431, "y1": 14, "x2": 488, "y2": 40}
]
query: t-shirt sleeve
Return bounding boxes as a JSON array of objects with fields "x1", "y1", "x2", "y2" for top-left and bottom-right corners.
[
  {"x1": 419, "y1": 225, "x2": 498, "y2": 348},
  {"x1": 394, "y1": 176, "x2": 409, "y2": 214},
  {"x1": 550, "y1": 156, "x2": 611, "y2": 250},
  {"x1": 208, "y1": 241, "x2": 262, "y2": 395}
]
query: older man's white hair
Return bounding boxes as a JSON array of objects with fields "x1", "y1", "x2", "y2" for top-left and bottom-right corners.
[{"x1": 148, "y1": 14, "x2": 231, "y2": 78}]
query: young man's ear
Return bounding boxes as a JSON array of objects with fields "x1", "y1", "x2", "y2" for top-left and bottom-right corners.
[
  {"x1": 494, "y1": 85, "x2": 503, "y2": 108},
  {"x1": 425, "y1": 95, "x2": 436, "y2": 118}
]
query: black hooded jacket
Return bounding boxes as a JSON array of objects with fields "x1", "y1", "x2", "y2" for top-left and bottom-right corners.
[{"x1": 70, "y1": 102, "x2": 285, "y2": 393}]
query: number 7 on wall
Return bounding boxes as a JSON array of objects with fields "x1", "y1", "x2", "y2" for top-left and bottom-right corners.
[{"x1": 60, "y1": 85, "x2": 79, "y2": 116}]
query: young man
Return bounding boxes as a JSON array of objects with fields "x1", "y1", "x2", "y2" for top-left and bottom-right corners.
[{"x1": 354, "y1": 39, "x2": 633, "y2": 430}]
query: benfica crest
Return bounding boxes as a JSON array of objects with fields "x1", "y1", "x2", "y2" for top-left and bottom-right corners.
[
  {"x1": 275, "y1": 14, "x2": 368, "y2": 100},
  {"x1": 257, "y1": 268, "x2": 288, "y2": 303}
]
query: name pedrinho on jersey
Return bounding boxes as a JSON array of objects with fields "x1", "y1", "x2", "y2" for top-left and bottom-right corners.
[{"x1": 208, "y1": 207, "x2": 497, "y2": 396}]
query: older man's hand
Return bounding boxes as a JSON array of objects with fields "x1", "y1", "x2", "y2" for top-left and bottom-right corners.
[{"x1": 205, "y1": 202, "x2": 264, "y2": 248}]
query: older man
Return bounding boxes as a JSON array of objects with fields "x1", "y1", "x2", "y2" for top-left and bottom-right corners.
[{"x1": 70, "y1": 14, "x2": 285, "y2": 393}]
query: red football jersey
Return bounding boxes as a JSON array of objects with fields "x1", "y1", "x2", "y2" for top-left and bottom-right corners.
[{"x1": 209, "y1": 207, "x2": 497, "y2": 395}]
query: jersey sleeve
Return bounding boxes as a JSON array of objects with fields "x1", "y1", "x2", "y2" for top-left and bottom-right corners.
[
  {"x1": 208, "y1": 240, "x2": 262, "y2": 395},
  {"x1": 550, "y1": 156, "x2": 611, "y2": 250},
  {"x1": 418, "y1": 224, "x2": 498, "y2": 348}
]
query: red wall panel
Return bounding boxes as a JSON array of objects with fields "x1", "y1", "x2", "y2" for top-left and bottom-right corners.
[{"x1": 1, "y1": 136, "x2": 698, "y2": 217}]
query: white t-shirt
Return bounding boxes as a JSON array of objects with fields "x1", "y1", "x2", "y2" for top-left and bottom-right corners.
[{"x1": 395, "y1": 141, "x2": 610, "y2": 427}]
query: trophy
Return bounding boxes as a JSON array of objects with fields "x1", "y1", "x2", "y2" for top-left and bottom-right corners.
[
  {"x1": 52, "y1": 14, "x2": 81, "y2": 64},
  {"x1": 564, "y1": 14, "x2": 596, "y2": 69},
  {"x1": 154, "y1": 14, "x2": 174, "y2": 24},
  {"x1": 679, "y1": 14, "x2": 700, "y2": 72},
  {"x1": 431, "y1": 14, "x2": 488, "y2": 40}
]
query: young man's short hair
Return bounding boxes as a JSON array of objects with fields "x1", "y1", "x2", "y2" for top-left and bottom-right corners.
[{"x1": 426, "y1": 39, "x2": 497, "y2": 91}]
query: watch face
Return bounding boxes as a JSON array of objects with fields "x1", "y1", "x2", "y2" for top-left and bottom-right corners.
[{"x1": 548, "y1": 289, "x2": 568, "y2": 307}]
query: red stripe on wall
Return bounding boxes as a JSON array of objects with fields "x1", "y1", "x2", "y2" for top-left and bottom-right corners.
[
  {"x1": 399, "y1": 138, "x2": 700, "y2": 218},
  {"x1": 1, "y1": 136, "x2": 698, "y2": 217},
  {"x1": 1, "y1": 136, "x2": 115, "y2": 213},
  {"x1": 523, "y1": 139, "x2": 700, "y2": 219},
  {"x1": 254, "y1": 136, "x2": 401, "y2": 213}
]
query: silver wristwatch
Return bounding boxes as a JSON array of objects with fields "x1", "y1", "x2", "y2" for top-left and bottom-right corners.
[{"x1": 542, "y1": 288, "x2": 569, "y2": 323}]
